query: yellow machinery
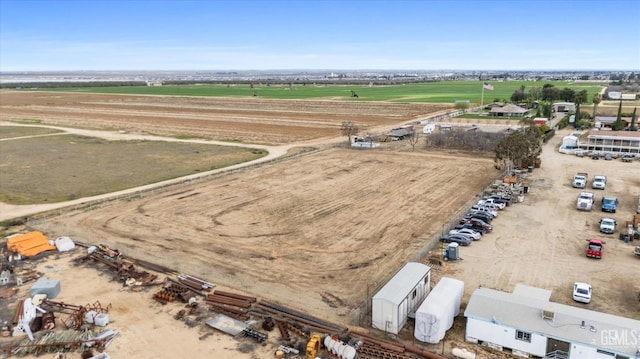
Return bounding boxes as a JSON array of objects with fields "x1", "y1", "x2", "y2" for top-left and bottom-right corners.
[{"x1": 305, "y1": 333, "x2": 322, "y2": 359}]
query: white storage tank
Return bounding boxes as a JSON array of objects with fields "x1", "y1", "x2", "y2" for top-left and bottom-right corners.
[{"x1": 414, "y1": 277, "x2": 464, "y2": 343}]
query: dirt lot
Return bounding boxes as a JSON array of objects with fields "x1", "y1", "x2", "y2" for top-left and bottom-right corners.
[
  {"x1": 0, "y1": 91, "x2": 450, "y2": 145},
  {"x1": 1, "y1": 90, "x2": 639, "y2": 358},
  {"x1": 32, "y1": 148, "x2": 497, "y2": 326},
  {"x1": 450, "y1": 129, "x2": 640, "y2": 319}
]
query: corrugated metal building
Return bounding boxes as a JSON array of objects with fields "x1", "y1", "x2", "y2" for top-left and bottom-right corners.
[{"x1": 371, "y1": 262, "x2": 431, "y2": 334}]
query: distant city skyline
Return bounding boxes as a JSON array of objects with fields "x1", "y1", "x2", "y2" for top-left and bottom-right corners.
[{"x1": 1, "y1": 0, "x2": 639, "y2": 72}]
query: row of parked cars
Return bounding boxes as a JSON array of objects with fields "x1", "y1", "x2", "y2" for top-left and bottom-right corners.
[{"x1": 440, "y1": 194, "x2": 513, "y2": 246}]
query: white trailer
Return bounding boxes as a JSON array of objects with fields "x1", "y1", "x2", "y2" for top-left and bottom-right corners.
[{"x1": 414, "y1": 277, "x2": 464, "y2": 344}]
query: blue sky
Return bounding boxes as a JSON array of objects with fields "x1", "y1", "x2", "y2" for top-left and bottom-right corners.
[{"x1": 1, "y1": 0, "x2": 639, "y2": 71}]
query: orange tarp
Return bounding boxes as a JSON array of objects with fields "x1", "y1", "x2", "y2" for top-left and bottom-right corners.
[{"x1": 6, "y1": 231, "x2": 57, "y2": 257}]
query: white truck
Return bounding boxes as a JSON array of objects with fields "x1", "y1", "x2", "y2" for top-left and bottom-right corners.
[
  {"x1": 577, "y1": 192, "x2": 595, "y2": 211},
  {"x1": 592, "y1": 175, "x2": 607, "y2": 190},
  {"x1": 573, "y1": 172, "x2": 588, "y2": 188},
  {"x1": 599, "y1": 217, "x2": 616, "y2": 234}
]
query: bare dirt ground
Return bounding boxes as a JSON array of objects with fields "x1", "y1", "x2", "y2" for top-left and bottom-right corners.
[
  {"x1": 0, "y1": 91, "x2": 450, "y2": 146},
  {"x1": 35, "y1": 148, "x2": 497, "y2": 326}
]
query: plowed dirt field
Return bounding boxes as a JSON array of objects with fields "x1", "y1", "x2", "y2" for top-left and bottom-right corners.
[{"x1": 0, "y1": 91, "x2": 450, "y2": 145}]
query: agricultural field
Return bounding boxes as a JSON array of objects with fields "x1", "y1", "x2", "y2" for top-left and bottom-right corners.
[
  {"x1": 0, "y1": 91, "x2": 451, "y2": 145},
  {"x1": 0, "y1": 130, "x2": 268, "y2": 204},
  {"x1": 28, "y1": 80, "x2": 606, "y2": 104}
]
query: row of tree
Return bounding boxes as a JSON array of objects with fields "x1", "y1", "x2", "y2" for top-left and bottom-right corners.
[{"x1": 509, "y1": 84, "x2": 589, "y2": 106}]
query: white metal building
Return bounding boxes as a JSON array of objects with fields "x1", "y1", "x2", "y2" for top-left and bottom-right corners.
[
  {"x1": 553, "y1": 102, "x2": 576, "y2": 113},
  {"x1": 578, "y1": 129, "x2": 640, "y2": 155},
  {"x1": 465, "y1": 285, "x2": 640, "y2": 359},
  {"x1": 371, "y1": 262, "x2": 431, "y2": 334}
]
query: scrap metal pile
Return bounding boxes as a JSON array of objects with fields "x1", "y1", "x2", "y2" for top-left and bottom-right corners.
[{"x1": 2, "y1": 236, "x2": 446, "y2": 359}]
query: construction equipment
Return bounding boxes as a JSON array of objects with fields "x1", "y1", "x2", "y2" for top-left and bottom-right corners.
[{"x1": 306, "y1": 333, "x2": 322, "y2": 359}]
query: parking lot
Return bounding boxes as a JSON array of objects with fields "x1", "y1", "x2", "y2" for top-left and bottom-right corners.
[{"x1": 448, "y1": 128, "x2": 640, "y2": 319}]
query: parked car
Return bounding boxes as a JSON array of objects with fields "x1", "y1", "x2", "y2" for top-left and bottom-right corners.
[
  {"x1": 440, "y1": 234, "x2": 471, "y2": 246},
  {"x1": 458, "y1": 218, "x2": 493, "y2": 233},
  {"x1": 591, "y1": 154, "x2": 599, "y2": 160},
  {"x1": 573, "y1": 282, "x2": 592, "y2": 304},
  {"x1": 478, "y1": 199, "x2": 506, "y2": 210},
  {"x1": 449, "y1": 228, "x2": 482, "y2": 240},
  {"x1": 485, "y1": 195, "x2": 512, "y2": 206},
  {"x1": 604, "y1": 153, "x2": 613, "y2": 161},
  {"x1": 463, "y1": 211, "x2": 493, "y2": 224},
  {"x1": 622, "y1": 154, "x2": 635, "y2": 162},
  {"x1": 471, "y1": 205, "x2": 499, "y2": 218}
]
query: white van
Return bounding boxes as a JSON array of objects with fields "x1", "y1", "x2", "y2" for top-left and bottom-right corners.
[{"x1": 423, "y1": 123, "x2": 436, "y2": 134}]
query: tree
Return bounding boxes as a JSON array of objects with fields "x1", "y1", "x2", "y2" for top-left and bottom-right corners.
[
  {"x1": 454, "y1": 102, "x2": 469, "y2": 111},
  {"x1": 528, "y1": 86, "x2": 542, "y2": 102},
  {"x1": 559, "y1": 88, "x2": 576, "y2": 102},
  {"x1": 592, "y1": 93, "x2": 601, "y2": 119},
  {"x1": 407, "y1": 130, "x2": 420, "y2": 151},
  {"x1": 340, "y1": 121, "x2": 359, "y2": 144},
  {"x1": 630, "y1": 107, "x2": 637, "y2": 131},
  {"x1": 542, "y1": 85, "x2": 559, "y2": 102},
  {"x1": 612, "y1": 101, "x2": 624, "y2": 131},
  {"x1": 510, "y1": 89, "x2": 527, "y2": 103},
  {"x1": 574, "y1": 102, "x2": 581, "y2": 126},
  {"x1": 541, "y1": 102, "x2": 552, "y2": 118},
  {"x1": 574, "y1": 90, "x2": 588, "y2": 104},
  {"x1": 494, "y1": 126, "x2": 542, "y2": 170}
]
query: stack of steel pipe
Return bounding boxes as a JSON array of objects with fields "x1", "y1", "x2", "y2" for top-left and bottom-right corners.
[
  {"x1": 254, "y1": 301, "x2": 347, "y2": 335},
  {"x1": 177, "y1": 274, "x2": 214, "y2": 291},
  {"x1": 167, "y1": 277, "x2": 205, "y2": 297},
  {"x1": 357, "y1": 344, "x2": 415, "y2": 359},
  {"x1": 213, "y1": 290, "x2": 256, "y2": 303},
  {"x1": 89, "y1": 253, "x2": 119, "y2": 270},
  {"x1": 206, "y1": 293, "x2": 252, "y2": 309},
  {"x1": 350, "y1": 331, "x2": 405, "y2": 353}
]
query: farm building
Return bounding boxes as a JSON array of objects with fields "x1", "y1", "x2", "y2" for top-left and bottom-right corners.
[
  {"x1": 594, "y1": 116, "x2": 632, "y2": 128},
  {"x1": 621, "y1": 93, "x2": 637, "y2": 100},
  {"x1": 489, "y1": 104, "x2": 528, "y2": 118},
  {"x1": 552, "y1": 102, "x2": 576, "y2": 113},
  {"x1": 384, "y1": 127, "x2": 414, "y2": 141},
  {"x1": 371, "y1": 262, "x2": 431, "y2": 334},
  {"x1": 464, "y1": 285, "x2": 640, "y2": 359},
  {"x1": 608, "y1": 91, "x2": 622, "y2": 100},
  {"x1": 414, "y1": 277, "x2": 464, "y2": 344}
]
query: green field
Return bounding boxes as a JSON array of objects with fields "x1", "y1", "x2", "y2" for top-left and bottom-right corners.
[
  {"x1": 42, "y1": 81, "x2": 607, "y2": 104},
  {"x1": 0, "y1": 130, "x2": 268, "y2": 204}
]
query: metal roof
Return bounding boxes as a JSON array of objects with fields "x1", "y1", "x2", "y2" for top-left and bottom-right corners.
[
  {"x1": 372, "y1": 262, "x2": 431, "y2": 306},
  {"x1": 386, "y1": 128, "x2": 414, "y2": 137},
  {"x1": 583, "y1": 128, "x2": 640, "y2": 139},
  {"x1": 489, "y1": 104, "x2": 527, "y2": 114},
  {"x1": 464, "y1": 286, "x2": 640, "y2": 356}
]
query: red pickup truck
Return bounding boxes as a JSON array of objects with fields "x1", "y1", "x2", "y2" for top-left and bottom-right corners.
[{"x1": 586, "y1": 239, "x2": 604, "y2": 259}]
